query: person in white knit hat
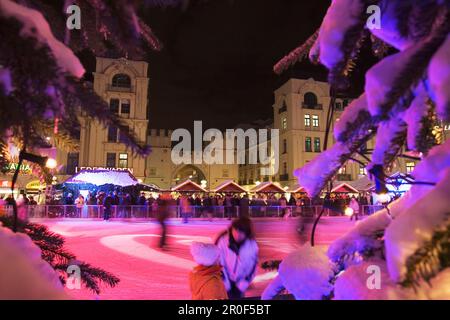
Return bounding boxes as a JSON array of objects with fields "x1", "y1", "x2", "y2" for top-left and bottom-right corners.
[{"x1": 189, "y1": 242, "x2": 228, "y2": 300}]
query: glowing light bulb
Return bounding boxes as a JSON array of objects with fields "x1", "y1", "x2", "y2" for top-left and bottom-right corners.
[
  {"x1": 344, "y1": 207, "x2": 354, "y2": 217},
  {"x1": 45, "y1": 158, "x2": 57, "y2": 169},
  {"x1": 378, "y1": 193, "x2": 391, "y2": 204}
]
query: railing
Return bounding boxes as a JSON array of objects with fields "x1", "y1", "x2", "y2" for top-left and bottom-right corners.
[
  {"x1": 302, "y1": 103, "x2": 323, "y2": 110},
  {"x1": 361, "y1": 205, "x2": 384, "y2": 215},
  {"x1": 0, "y1": 205, "x2": 386, "y2": 220}
]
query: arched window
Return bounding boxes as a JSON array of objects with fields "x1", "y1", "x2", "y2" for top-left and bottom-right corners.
[
  {"x1": 303, "y1": 92, "x2": 318, "y2": 108},
  {"x1": 111, "y1": 73, "x2": 131, "y2": 88}
]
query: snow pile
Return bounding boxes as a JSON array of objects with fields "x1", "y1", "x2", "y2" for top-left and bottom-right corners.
[
  {"x1": 278, "y1": 246, "x2": 335, "y2": 300},
  {"x1": 0, "y1": 68, "x2": 13, "y2": 95},
  {"x1": 334, "y1": 258, "x2": 412, "y2": 300},
  {"x1": 418, "y1": 269, "x2": 450, "y2": 300},
  {"x1": 334, "y1": 258, "x2": 450, "y2": 300},
  {"x1": 327, "y1": 208, "x2": 392, "y2": 263},
  {"x1": 317, "y1": 0, "x2": 364, "y2": 70},
  {"x1": 0, "y1": 0, "x2": 85, "y2": 78},
  {"x1": 385, "y1": 167, "x2": 450, "y2": 282},
  {"x1": 295, "y1": 142, "x2": 351, "y2": 196},
  {"x1": 333, "y1": 94, "x2": 368, "y2": 141},
  {"x1": 428, "y1": 35, "x2": 450, "y2": 121},
  {"x1": 0, "y1": 224, "x2": 68, "y2": 299}
]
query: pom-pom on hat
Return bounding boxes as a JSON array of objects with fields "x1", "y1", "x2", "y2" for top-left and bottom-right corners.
[{"x1": 190, "y1": 242, "x2": 220, "y2": 267}]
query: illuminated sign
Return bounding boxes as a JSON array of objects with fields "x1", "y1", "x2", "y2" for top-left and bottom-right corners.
[
  {"x1": 3, "y1": 163, "x2": 32, "y2": 174},
  {"x1": 75, "y1": 167, "x2": 133, "y2": 174},
  {"x1": 26, "y1": 180, "x2": 46, "y2": 190},
  {"x1": 0, "y1": 180, "x2": 12, "y2": 188}
]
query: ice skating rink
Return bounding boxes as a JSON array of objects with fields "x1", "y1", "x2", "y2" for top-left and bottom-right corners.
[{"x1": 38, "y1": 217, "x2": 355, "y2": 300}]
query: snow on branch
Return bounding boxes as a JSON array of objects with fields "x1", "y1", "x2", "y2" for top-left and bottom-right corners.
[
  {"x1": 273, "y1": 29, "x2": 320, "y2": 75},
  {"x1": 333, "y1": 94, "x2": 370, "y2": 142},
  {"x1": 401, "y1": 84, "x2": 432, "y2": 152},
  {"x1": 368, "y1": 7, "x2": 450, "y2": 118},
  {"x1": 370, "y1": 115, "x2": 407, "y2": 168},
  {"x1": 385, "y1": 167, "x2": 450, "y2": 282},
  {"x1": 429, "y1": 35, "x2": 450, "y2": 122},
  {"x1": 0, "y1": 0, "x2": 85, "y2": 78}
]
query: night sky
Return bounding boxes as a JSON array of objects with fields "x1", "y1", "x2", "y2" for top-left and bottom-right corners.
[
  {"x1": 79, "y1": 0, "x2": 374, "y2": 131},
  {"x1": 142, "y1": 0, "x2": 331, "y2": 130}
]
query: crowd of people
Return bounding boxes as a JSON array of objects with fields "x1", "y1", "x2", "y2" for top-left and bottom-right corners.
[{"x1": 0, "y1": 190, "x2": 375, "y2": 221}]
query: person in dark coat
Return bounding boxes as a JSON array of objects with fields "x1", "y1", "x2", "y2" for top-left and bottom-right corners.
[
  {"x1": 156, "y1": 193, "x2": 171, "y2": 249},
  {"x1": 288, "y1": 194, "x2": 296, "y2": 207},
  {"x1": 103, "y1": 192, "x2": 113, "y2": 221},
  {"x1": 5, "y1": 194, "x2": 15, "y2": 206},
  {"x1": 138, "y1": 192, "x2": 146, "y2": 206},
  {"x1": 111, "y1": 191, "x2": 120, "y2": 205},
  {"x1": 239, "y1": 194, "x2": 250, "y2": 218},
  {"x1": 65, "y1": 193, "x2": 74, "y2": 205}
]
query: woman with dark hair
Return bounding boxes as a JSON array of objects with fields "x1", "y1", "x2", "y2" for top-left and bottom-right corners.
[{"x1": 215, "y1": 217, "x2": 259, "y2": 299}]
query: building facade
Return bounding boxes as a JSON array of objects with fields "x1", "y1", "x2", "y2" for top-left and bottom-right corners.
[
  {"x1": 49, "y1": 59, "x2": 445, "y2": 193},
  {"x1": 145, "y1": 129, "x2": 239, "y2": 190},
  {"x1": 238, "y1": 78, "x2": 431, "y2": 190},
  {"x1": 57, "y1": 57, "x2": 149, "y2": 181}
]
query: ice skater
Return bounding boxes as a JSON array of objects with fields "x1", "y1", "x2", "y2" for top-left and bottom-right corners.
[
  {"x1": 215, "y1": 217, "x2": 258, "y2": 299},
  {"x1": 156, "y1": 193, "x2": 170, "y2": 250}
]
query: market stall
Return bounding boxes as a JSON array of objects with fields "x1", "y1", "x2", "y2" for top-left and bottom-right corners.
[{"x1": 212, "y1": 180, "x2": 246, "y2": 194}]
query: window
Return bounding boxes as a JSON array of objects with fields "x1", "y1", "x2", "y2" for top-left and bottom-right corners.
[
  {"x1": 303, "y1": 92, "x2": 318, "y2": 108},
  {"x1": 148, "y1": 167, "x2": 157, "y2": 176},
  {"x1": 222, "y1": 169, "x2": 229, "y2": 177},
  {"x1": 335, "y1": 102, "x2": 343, "y2": 110},
  {"x1": 361, "y1": 142, "x2": 368, "y2": 153},
  {"x1": 312, "y1": 115, "x2": 319, "y2": 127},
  {"x1": 66, "y1": 152, "x2": 79, "y2": 174},
  {"x1": 281, "y1": 117, "x2": 287, "y2": 130},
  {"x1": 119, "y1": 126, "x2": 130, "y2": 143},
  {"x1": 304, "y1": 114, "x2": 311, "y2": 127},
  {"x1": 359, "y1": 166, "x2": 367, "y2": 176},
  {"x1": 283, "y1": 139, "x2": 287, "y2": 154},
  {"x1": 279, "y1": 101, "x2": 287, "y2": 114},
  {"x1": 110, "y1": 99, "x2": 119, "y2": 113},
  {"x1": 406, "y1": 162, "x2": 415, "y2": 174},
  {"x1": 107, "y1": 126, "x2": 118, "y2": 142},
  {"x1": 118, "y1": 153, "x2": 128, "y2": 168},
  {"x1": 338, "y1": 166, "x2": 347, "y2": 174},
  {"x1": 121, "y1": 99, "x2": 130, "y2": 116},
  {"x1": 343, "y1": 99, "x2": 349, "y2": 108},
  {"x1": 283, "y1": 162, "x2": 287, "y2": 175},
  {"x1": 112, "y1": 73, "x2": 131, "y2": 88},
  {"x1": 305, "y1": 137, "x2": 312, "y2": 152},
  {"x1": 314, "y1": 137, "x2": 321, "y2": 152},
  {"x1": 106, "y1": 153, "x2": 116, "y2": 167}
]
